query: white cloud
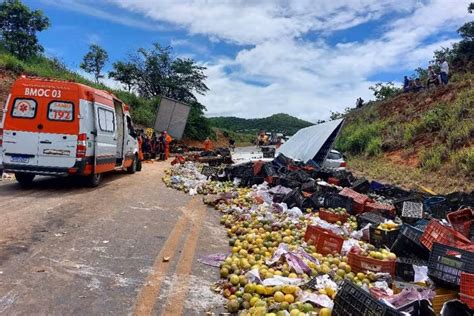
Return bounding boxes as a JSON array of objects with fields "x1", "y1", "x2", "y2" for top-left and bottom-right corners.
[{"x1": 74, "y1": 0, "x2": 473, "y2": 121}]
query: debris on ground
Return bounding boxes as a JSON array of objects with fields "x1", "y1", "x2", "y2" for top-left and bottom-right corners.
[{"x1": 163, "y1": 152, "x2": 473, "y2": 316}]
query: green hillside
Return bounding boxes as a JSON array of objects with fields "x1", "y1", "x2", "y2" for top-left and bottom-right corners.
[
  {"x1": 208, "y1": 113, "x2": 313, "y2": 135},
  {"x1": 335, "y1": 72, "x2": 473, "y2": 193}
]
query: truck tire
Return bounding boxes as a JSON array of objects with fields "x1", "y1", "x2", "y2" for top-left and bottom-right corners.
[
  {"x1": 127, "y1": 155, "x2": 138, "y2": 174},
  {"x1": 86, "y1": 173, "x2": 103, "y2": 187},
  {"x1": 15, "y1": 173, "x2": 35, "y2": 187}
]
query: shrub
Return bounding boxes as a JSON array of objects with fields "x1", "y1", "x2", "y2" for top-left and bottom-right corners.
[
  {"x1": 450, "y1": 147, "x2": 474, "y2": 175},
  {"x1": 366, "y1": 137, "x2": 382, "y2": 157},
  {"x1": 420, "y1": 145, "x2": 448, "y2": 171},
  {"x1": 336, "y1": 121, "x2": 385, "y2": 155},
  {"x1": 0, "y1": 53, "x2": 25, "y2": 72}
]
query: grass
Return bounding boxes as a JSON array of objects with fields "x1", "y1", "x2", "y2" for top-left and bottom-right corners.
[
  {"x1": 348, "y1": 155, "x2": 473, "y2": 194},
  {"x1": 218, "y1": 128, "x2": 255, "y2": 146}
]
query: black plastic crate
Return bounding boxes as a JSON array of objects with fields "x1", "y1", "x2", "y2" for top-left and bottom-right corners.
[
  {"x1": 323, "y1": 193, "x2": 353, "y2": 213},
  {"x1": 390, "y1": 224, "x2": 429, "y2": 260},
  {"x1": 283, "y1": 189, "x2": 304, "y2": 208},
  {"x1": 396, "y1": 299, "x2": 433, "y2": 316},
  {"x1": 333, "y1": 280, "x2": 397, "y2": 316},
  {"x1": 369, "y1": 225, "x2": 400, "y2": 248},
  {"x1": 351, "y1": 177, "x2": 370, "y2": 194},
  {"x1": 428, "y1": 243, "x2": 474, "y2": 287},
  {"x1": 424, "y1": 196, "x2": 452, "y2": 219},
  {"x1": 357, "y1": 212, "x2": 386, "y2": 229},
  {"x1": 396, "y1": 257, "x2": 428, "y2": 282}
]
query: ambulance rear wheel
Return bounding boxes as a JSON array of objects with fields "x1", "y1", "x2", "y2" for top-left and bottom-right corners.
[
  {"x1": 86, "y1": 173, "x2": 103, "y2": 187},
  {"x1": 127, "y1": 155, "x2": 138, "y2": 174},
  {"x1": 15, "y1": 173, "x2": 35, "y2": 187}
]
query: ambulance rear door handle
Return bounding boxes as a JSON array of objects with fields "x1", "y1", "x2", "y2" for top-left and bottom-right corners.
[{"x1": 40, "y1": 140, "x2": 52, "y2": 144}]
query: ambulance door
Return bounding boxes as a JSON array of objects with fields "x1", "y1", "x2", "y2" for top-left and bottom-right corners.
[
  {"x1": 93, "y1": 103, "x2": 117, "y2": 172},
  {"x1": 2, "y1": 98, "x2": 39, "y2": 167}
]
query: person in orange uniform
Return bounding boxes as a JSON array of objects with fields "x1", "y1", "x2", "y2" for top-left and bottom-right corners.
[
  {"x1": 137, "y1": 131, "x2": 144, "y2": 161},
  {"x1": 164, "y1": 131, "x2": 173, "y2": 160},
  {"x1": 204, "y1": 137, "x2": 213, "y2": 152}
]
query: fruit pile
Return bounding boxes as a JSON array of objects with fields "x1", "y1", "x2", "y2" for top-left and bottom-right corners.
[
  {"x1": 163, "y1": 163, "x2": 404, "y2": 316},
  {"x1": 376, "y1": 220, "x2": 400, "y2": 231}
]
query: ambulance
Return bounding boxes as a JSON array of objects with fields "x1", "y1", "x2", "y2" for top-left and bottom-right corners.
[{"x1": 0, "y1": 76, "x2": 141, "y2": 187}]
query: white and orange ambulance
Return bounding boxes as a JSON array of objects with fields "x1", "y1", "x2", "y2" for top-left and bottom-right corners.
[{"x1": 0, "y1": 76, "x2": 141, "y2": 187}]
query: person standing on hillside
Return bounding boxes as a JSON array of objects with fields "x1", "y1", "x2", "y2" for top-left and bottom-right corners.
[
  {"x1": 427, "y1": 66, "x2": 439, "y2": 88},
  {"x1": 440, "y1": 58, "x2": 449, "y2": 85}
]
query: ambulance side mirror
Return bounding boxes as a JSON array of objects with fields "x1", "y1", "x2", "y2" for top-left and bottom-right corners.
[{"x1": 90, "y1": 131, "x2": 97, "y2": 136}]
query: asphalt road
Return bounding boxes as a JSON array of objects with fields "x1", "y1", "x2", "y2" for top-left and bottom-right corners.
[{"x1": 0, "y1": 162, "x2": 227, "y2": 316}]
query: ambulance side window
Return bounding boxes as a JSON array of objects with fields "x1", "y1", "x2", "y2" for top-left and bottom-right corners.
[
  {"x1": 126, "y1": 116, "x2": 136, "y2": 138},
  {"x1": 97, "y1": 107, "x2": 115, "y2": 133}
]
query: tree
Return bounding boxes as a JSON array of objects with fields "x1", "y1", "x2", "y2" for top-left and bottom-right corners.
[
  {"x1": 127, "y1": 43, "x2": 208, "y2": 102},
  {"x1": 109, "y1": 61, "x2": 139, "y2": 92},
  {"x1": 369, "y1": 82, "x2": 400, "y2": 101},
  {"x1": 468, "y1": 2, "x2": 473, "y2": 13},
  {"x1": 0, "y1": 0, "x2": 50, "y2": 59},
  {"x1": 80, "y1": 44, "x2": 109, "y2": 83},
  {"x1": 413, "y1": 67, "x2": 428, "y2": 82}
]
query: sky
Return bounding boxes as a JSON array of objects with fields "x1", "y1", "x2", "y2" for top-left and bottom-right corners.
[{"x1": 25, "y1": 0, "x2": 473, "y2": 122}]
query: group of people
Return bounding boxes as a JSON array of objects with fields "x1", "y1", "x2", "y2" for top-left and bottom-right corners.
[
  {"x1": 137, "y1": 130, "x2": 173, "y2": 161},
  {"x1": 403, "y1": 59, "x2": 450, "y2": 93}
]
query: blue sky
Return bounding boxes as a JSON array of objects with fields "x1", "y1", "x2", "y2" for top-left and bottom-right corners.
[{"x1": 25, "y1": 0, "x2": 472, "y2": 122}]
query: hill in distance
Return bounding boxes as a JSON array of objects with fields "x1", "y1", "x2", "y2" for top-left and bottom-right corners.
[{"x1": 208, "y1": 113, "x2": 314, "y2": 135}]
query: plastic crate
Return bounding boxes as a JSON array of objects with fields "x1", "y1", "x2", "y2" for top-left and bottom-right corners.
[
  {"x1": 432, "y1": 288, "x2": 458, "y2": 315},
  {"x1": 396, "y1": 299, "x2": 432, "y2": 316},
  {"x1": 390, "y1": 224, "x2": 430, "y2": 260},
  {"x1": 428, "y1": 243, "x2": 474, "y2": 287},
  {"x1": 323, "y1": 193, "x2": 353, "y2": 213},
  {"x1": 420, "y1": 220, "x2": 471, "y2": 251},
  {"x1": 395, "y1": 257, "x2": 428, "y2": 281},
  {"x1": 460, "y1": 272, "x2": 474, "y2": 309},
  {"x1": 339, "y1": 188, "x2": 370, "y2": 214},
  {"x1": 369, "y1": 225, "x2": 400, "y2": 248},
  {"x1": 348, "y1": 251, "x2": 396, "y2": 276},
  {"x1": 365, "y1": 202, "x2": 397, "y2": 218},
  {"x1": 351, "y1": 178, "x2": 370, "y2": 194},
  {"x1": 304, "y1": 225, "x2": 344, "y2": 255},
  {"x1": 401, "y1": 201, "x2": 424, "y2": 221},
  {"x1": 333, "y1": 280, "x2": 397, "y2": 316},
  {"x1": 357, "y1": 212, "x2": 386, "y2": 229},
  {"x1": 319, "y1": 208, "x2": 349, "y2": 224},
  {"x1": 424, "y1": 196, "x2": 452, "y2": 219},
  {"x1": 447, "y1": 208, "x2": 473, "y2": 237}
]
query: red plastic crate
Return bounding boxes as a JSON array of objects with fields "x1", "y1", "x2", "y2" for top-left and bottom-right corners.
[
  {"x1": 447, "y1": 208, "x2": 474, "y2": 237},
  {"x1": 319, "y1": 208, "x2": 349, "y2": 224},
  {"x1": 327, "y1": 177, "x2": 340, "y2": 185},
  {"x1": 304, "y1": 225, "x2": 344, "y2": 255},
  {"x1": 365, "y1": 202, "x2": 396, "y2": 218},
  {"x1": 339, "y1": 188, "x2": 370, "y2": 214},
  {"x1": 348, "y1": 250, "x2": 396, "y2": 276},
  {"x1": 420, "y1": 219, "x2": 471, "y2": 251},
  {"x1": 460, "y1": 272, "x2": 474, "y2": 309}
]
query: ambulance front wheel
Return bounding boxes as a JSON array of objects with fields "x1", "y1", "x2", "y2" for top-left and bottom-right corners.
[
  {"x1": 15, "y1": 173, "x2": 35, "y2": 187},
  {"x1": 127, "y1": 155, "x2": 138, "y2": 174},
  {"x1": 86, "y1": 173, "x2": 103, "y2": 187}
]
